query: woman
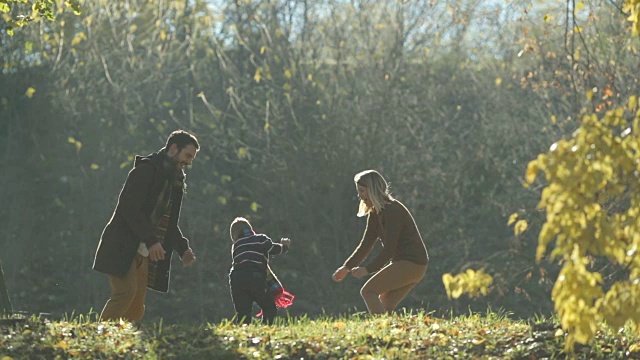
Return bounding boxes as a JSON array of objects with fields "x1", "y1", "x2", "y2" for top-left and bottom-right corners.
[{"x1": 332, "y1": 170, "x2": 429, "y2": 314}]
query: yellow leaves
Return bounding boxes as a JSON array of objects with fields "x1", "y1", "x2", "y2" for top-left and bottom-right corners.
[
  {"x1": 524, "y1": 94, "x2": 640, "y2": 349},
  {"x1": 332, "y1": 321, "x2": 346, "y2": 330},
  {"x1": 495, "y1": 77, "x2": 502, "y2": 86},
  {"x1": 525, "y1": 160, "x2": 539, "y2": 185},
  {"x1": 71, "y1": 32, "x2": 87, "y2": 46},
  {"x1": 583, "y1": 203, "x2": 601, "y2": 220},
  {"x1": 629, "y1": 95, "x2": 637, "y2": 110},
  {"x1": 513, "y1": 220, "x2": 528, "y2": 236},
  {"x1": 441, "y1": 274, "x2": 459, "y2": 298},
  {"x1": 30, "y1": 3, "x2": 42, "y2": 20},
  {"x1": 237, "y1": 147, "x2": 249, "y2": 159},
  {"x1": 250, "y1": 202, "x2": 259, "y2": 212},
  {"x1": 624, "y1": 0, "x2": 640, "y2": 36},
  {"x1": 442, "y1": 269, "x2": 493, "y2": 299},
  {"x1": 507, "y1": 213, "x2": 518, "y2": 226},
  {"x1": 551, "y1": 246, "x2": 605, "y2": 348},
  {"x1": 543, "y1": 14, "x2": 551, "y2": 22},
  {"x1": 67, "y1": 136, "x2": 82, "y2": 152},
  {"x1": 375, "y1": 23, "x2": 388, "y2": 30},
  {"x1": 613, "y1": 107, "x2": 625, "y2": 118},
  {"x1": 630, "y1": 342, "x2": 640, "y2": 353},
  {"x1": 25, "y1": 87, "x2": 36, "y2": 98},
  {"x1": 254, "y1": 68, "x2": 262, "y2": 83},
  {"x1": 284, "y1": 69, "x2": 292, "y2": 79},
  {"x1": 90, "y1": 163, "x2": 100, "y2": 170}
]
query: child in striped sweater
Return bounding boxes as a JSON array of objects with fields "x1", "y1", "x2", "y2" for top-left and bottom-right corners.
[{"x1": 228, "y1": 217, "x2": 291, "y2": 324}]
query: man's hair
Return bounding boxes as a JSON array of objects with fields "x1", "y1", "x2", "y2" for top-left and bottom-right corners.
[
  {"x1": 354, "y1": 169, "x2": 393, "y2": 217},
  {"x1": 230, "y1": 217, "x2": 253, "y2": 242},
  {"x1": 165, "y1": 130, "x2": 200, "y2": 151}
]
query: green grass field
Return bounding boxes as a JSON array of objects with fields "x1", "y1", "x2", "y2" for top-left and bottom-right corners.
[{"x1": 1, "y1": 310, "x2": 639, "y2": 359}]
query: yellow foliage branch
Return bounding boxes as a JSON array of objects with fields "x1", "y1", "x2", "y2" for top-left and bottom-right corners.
[
  {"x1": 442, "y1": 269, "x2": 494, "y2": 300},
  {"x1": 625, "y1": 0, "x2": 640, "y2": 37},
  {"x1": 525, "y1": 96, "x2": 640, "y2": 350}
]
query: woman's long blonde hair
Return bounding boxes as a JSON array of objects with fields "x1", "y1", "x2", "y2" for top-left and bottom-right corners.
[{"x1": 354, "y1": 170, "x2": 393, "y2": 217}]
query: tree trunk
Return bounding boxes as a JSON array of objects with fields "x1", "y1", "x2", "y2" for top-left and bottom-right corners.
[{"x1": 0, "y1": 260, "x2": 12, "y2": 315}]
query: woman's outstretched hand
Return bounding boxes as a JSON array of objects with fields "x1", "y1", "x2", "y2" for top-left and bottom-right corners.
[
  {"x1": 332, "y1": 266, "x2": 350, "y2": 282},
  {"x1": 351, "y1": 267, "x2": 368, "y2": 278}
]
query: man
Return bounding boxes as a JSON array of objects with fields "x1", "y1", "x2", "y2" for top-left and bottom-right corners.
[{"x1": 93, "y1": 130, "x2": 199, "y2": 322}]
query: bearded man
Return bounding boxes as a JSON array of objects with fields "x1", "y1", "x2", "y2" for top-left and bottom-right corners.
[{"x1": 93, "y1": 130, "x2": 199, "y2": 321}]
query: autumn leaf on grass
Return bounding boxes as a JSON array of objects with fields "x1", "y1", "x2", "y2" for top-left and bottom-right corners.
[
  {"x1": 586, "y1": 88, "x2": 594, "y2": 100},
  {"x1": 628, "y1": 95, "x2": 637, "y2": 110},
  {"x1": 602, "y1": 86, "x2": 614, "y2": 100}
]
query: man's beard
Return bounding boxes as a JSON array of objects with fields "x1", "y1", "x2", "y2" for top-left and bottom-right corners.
[
  {"x1": 167, "y1": 152, "x2": 180, "y2": 168},
  {"x1": 164, "y1": 153, "x2": 185, "y2": 184}
]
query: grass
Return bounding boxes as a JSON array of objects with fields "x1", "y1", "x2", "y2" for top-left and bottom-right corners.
[{"x1": 2, "y1": 310, "x2": 640, "y2": 359}]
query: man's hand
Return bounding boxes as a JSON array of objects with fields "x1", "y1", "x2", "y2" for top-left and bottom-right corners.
[
  {"x1": 149, "y1": 243, "x2": 166, "y2": 261},
  {"x1": 182, "y1": 248, "x2": 196, "y2": 267},
  {"x1": 280, "y1": 238, "x2": 291, "y2": 247},
  {"x1": 332, "y1": 266, "x2": 350, "y2": 282},
  {"x1": 351, "y1": 267, "x2": 369, "y2": 279}
]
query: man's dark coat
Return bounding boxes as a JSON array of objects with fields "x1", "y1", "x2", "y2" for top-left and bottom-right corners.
[{"x1": 93, "y1": 151, "x2": 189, "y2": 293}]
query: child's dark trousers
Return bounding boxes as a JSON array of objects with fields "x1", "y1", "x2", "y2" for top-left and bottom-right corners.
[{"x1": 229, "y1": 268, "x2": 277, "y2": 324}]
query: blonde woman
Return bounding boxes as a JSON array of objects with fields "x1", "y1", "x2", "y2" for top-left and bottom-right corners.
[{"x1": 332, "y1": 170, "x2": 429, "y2": 314}]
